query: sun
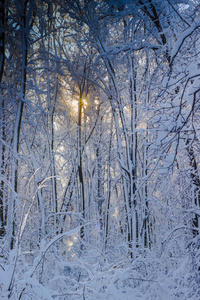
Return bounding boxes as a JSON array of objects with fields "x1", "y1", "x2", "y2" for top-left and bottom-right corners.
[
  {"x1": 82, "y1": 98, "x2": 87, "y2": 108},
  {"x1": 70, "y1": 98, "x2": 87, "y2": 113}
]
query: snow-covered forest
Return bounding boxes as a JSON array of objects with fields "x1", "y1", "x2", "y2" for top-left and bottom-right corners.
[{"x1": 0, "y1": 0, "x2": 200, "y2": 299}]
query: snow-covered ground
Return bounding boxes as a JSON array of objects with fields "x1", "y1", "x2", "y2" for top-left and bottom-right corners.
[{"x1": 1, "y1": 242, "x2": 199, "y2": 300}]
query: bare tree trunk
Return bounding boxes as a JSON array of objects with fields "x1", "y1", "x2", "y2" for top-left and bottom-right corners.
[
  {"x1": 0, "y1": 0, "x2": 5, "y2": 238},
  {"x1": 78, "y1": 92, "x2": 85, "y2": 242},
  {"x1": 129, "y1": 56, "x2": 138, "y2": 253},
  {"x1": 104, "y1": 114, "x2": 113, "y2": 250},
  {"x1": 186, "y1": 139, "x2": 200, "y2": 237},
  {"x1": 140, "y1": 50, "x2": 151, "y2": 250},
  {"x1": 0, "y1": 99, "x2": 5, "y2": 238},
  {"x1": 96, "y1": 116, "x2": 104, "y2": 216},
  {"x1": 46, "y1": 3, "x2": 58, "y2": 231},
  {"x1": 7, "y1": 0, "x2": 28, "y2": 249},
  {"x1": 49, "y1": 79, "x2": 58, "y2": 229},
  {"x1": 0, "y1": 0, "x2": 5, "y2": 83}
]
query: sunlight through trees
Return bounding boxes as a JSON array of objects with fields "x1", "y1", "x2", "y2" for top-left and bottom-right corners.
[{"x1": 0, "y1": 0, "x2": 200, "y2": 299}]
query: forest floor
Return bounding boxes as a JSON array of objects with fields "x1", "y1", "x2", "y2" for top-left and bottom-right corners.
[{"x1": 1, "y1": 243, "x2": 199, "y2": 300}]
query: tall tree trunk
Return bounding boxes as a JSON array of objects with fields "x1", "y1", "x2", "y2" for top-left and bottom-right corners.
[
  {"x1": 7, "y1": 0, "x2": 28, "y2": 249},
  {"x1": 0, "y1": 0, "x2": 5, "y2": 83},
  {"x1": 104, "y1": 114, "x2": 113, "y2": 250},
  {"x1": 49, "y1": 79, "x2": 58, "y2": 229},
  {"x1": 186, "y1": 139, "x2": 200, "y2": 237},
  {"x1": 0, "y1": 99, "x2": 5, "y2": 238},
  {"x1": 96, "y1": 116, "x2": 103, "y2": 216},
  {"x1": 0, "y1": 0, "x2": 5, "y2": 238},
  {"x1": 78, "y1": 92, "x2": 85, "y2": 242},
  {"x1": 140, "y1": 50, "x2": 151, "y2": 250},
  {"x1": 130, "y1": 56, "x2": 138, "y2": 252},
  {"x1": 46, "y1": 2, "x2": 58, "y2": 231}
]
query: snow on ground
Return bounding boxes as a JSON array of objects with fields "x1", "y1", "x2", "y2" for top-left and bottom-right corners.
[{"x1": 0, "y1": 243, "x2": 199, "y2": 300}]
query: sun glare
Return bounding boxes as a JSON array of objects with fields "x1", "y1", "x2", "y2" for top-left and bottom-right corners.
[
  {"x1": 82, "y1": 98, "x2": 87, "y2": 108},
  {"x1": 70, "y1": 98, "x2": 87, "y2": 113}
]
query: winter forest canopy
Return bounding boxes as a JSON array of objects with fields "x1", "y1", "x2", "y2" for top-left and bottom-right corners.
[{"x1": 0, "y1": 0, "x2": 200, "y2": 299}]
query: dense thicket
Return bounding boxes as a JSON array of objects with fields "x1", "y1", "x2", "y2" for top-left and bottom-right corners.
[{"x1": 0, "y1": 0, "x2": 200, "y2": 299}]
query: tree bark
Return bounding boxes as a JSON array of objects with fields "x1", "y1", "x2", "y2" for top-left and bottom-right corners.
[
  {"x1": 78, "y1": 92, "x2": 85, "y2": 242},
  {"x1": 8, "y1": 0, "x2": 28, "y2": 249},
  {"x1": 0, "y1": 0, "x2": 5, "y2": 83}
]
